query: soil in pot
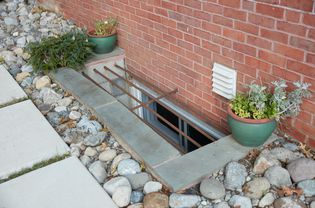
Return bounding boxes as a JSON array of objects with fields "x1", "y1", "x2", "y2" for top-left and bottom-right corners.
[
  {"x1": 88, "y1": 31, "x2": 117, "y2": 54},
  {"x1": 227, "y1": 107, "x2": 276, "y2": 147}
]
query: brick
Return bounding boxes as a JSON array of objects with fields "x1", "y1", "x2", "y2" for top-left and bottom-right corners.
[
  {"x1": 222, "y1": 48, "x2": 244, "y2": 63},
  {"x1": 183, "y1": 16, "x2": 201, "y2": 27},
  {"x1": 245, "y1": 56, "x2": 271, "y2": 73},
  {"x1": 223, "y1": 28, "x2": 245, "y2": 42},
  {"x1": 213, "y1": 15, "x2": 233, "y2": 27},
  {"x1": 162, "y1": 1, "x2": 176, "y2": 11},
  {"x1": 287, "y1": 60, "x2": 315, "y2": 77},
  {"x1": 309, "y1": 29, "x2": 315, "y2": 40},
  {"x1": 223, "y1": 7, "x2": 246, "y2": 21},
  {"x1": 258, "y1": 50, "x2": 286, "y2": 67},
  {"x1": 184, "y1": 0, "x2": 201, "y2": 10},
  {"x1": 233, "y1": 42, "x2": 257, "y2": 56},
  {"x1": 272, "y1": 66, "x2": 301, "y2": 82},
  {"x1": 184, "y1": 34, "x2": 201, "y2": 45},
  {"x1": 303, "y1": 14, "x2": 315, "y2": 27},
  {"x1": 256, "y1": 3, "x2": 284, "y2": 19},
  {"x1": 276, "y1": 21, "x2": 306, "y2": 37},
  {"x1": 261, "y1": 29, "x2": 288, "y2": 44},
  {"x1": 242, "y1": 0, "x2": 255, "y2": 11},
  {"x1": 234, "y1": 62, "x2": 257, "y2": 78},
  {"x1": 306, "y1": 53, "x2": 315, "y2": 65},
  {"x1": 203, "y1": 2, "x2": 223, "y2": 14},
  {"x1": 177, "y1": 22, "x2": 193, "y2": 33},
  {"x1": 248, "y1": 13, "x2": 275, "y2": 28},
  {"x1": 247, "y1": 35, "x2": 272, "y2": 50},
  {"x1": 285, "y1": 10, "x2": 301, "y2": 23},
  {"x1": 280, "y1": 0, "x2": 314, "y2": 12},
  {"x1": 290, "y1": 36, "x2": 315, "y2": 53},
  {"x1": 201, "y1": 21, "x2": 222, "y2": 34},
  {"x1": 202, "y1": 40, "x2": 221, "y2": 53},
  {"x1": 235, "y1": 21, "x2": 259, "y2": 35},
  {"x1": 213, "y1": 54, "x2": 233, "y2": 68},
  {"x1": 218, "y1": 0, "x2": 240, "y2": 8},
  {"x1": 193, "y1": 10, "x2": 212, "y2": 21},
  {"x1": 177, "y1": 5, "x2": 193, "y2": 16},
  {"x1": 168, "y1": 10, "x2": 183, "y2": 21},
  {"x1": 178, "y1": 39, "x2": 194, "y2": 51},
  {"x1": 193, "y1": 28, "x2": 211, "y2": 40},
  {"x1": 274, "y1": 43, "x2": 304, "y2": 61},
  {"x1": 212, "y1": 35, "x2": 232, "y2": 47}
]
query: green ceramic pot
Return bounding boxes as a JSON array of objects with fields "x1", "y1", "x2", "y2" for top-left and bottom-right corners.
[
  {"x1": 88, "y1": 31, "x2": 117, "y2": 54},
  {"x1": 227, "y1": 107, "x2": 276, "y2": 147}
]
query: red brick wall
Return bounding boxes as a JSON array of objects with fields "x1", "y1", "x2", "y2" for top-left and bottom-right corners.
[{"x1": 41, "y1": 0, "x2": 315, "y2": 147}]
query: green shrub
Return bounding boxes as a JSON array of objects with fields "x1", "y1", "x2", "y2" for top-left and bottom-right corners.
[
  {"x1": 27, "y1": 31, "x2": 93, "y2": 72},
  {"x1": 230, "y1": 80, "x2": 311, "y2": 121}
]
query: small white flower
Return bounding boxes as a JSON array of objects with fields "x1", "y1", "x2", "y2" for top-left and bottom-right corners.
[{"x1": 72, "y1": 36, "x2": 75, "y2": 40}]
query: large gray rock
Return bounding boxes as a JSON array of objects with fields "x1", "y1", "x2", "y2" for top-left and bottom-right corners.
[
  {"x1": 229, "y1": 195, "x2": 252, "y2": 208},
  {"x1": 111, "y1": 153, "x2": 131, "y2": 173},
  {"x1": 4, "y1": 17, "x2": 18, "y2": 25},
  {"x1": 39, "y1": 87, "x2": 62, "y2": 105},
  {"x1": 103, "y1": 176, "x2": 131, "y2": 196},
  {"x1": 224, "y1": 162, "x2": 247, "y2": 190},
  {"x1": 244, "y1": 177, "x2": 270, "y2": 199},
  {"x1": 99, "y1": 149, "x2": 117, "y2": 162},
  {"x1": 287, "y1": 158, "x2": 315, "y2": 182},
  {"x1": 117, "y1": 159, "x2": 141, "y2": 176},
  {"x1": 77, "y1": 116, "x2": 102, "y2": 134},
  {"x1": 269, "y1": 147, "x2": 299, "y2": 163},
  {"x1": 258, "y1": 193, "x2": 275, "y2": 207},
  {"x1": 126, "y1": 172, "x2": 152, "y2": 190},
  {"x1": 253, "y1": 149, "x2": 281, "y2": 174},
  {"x1": 112, "y1": 186, "x2": 131, "y2": 207},
  {"x1": 273, "y1": 197, "x2": 306, "y2": 208},
  {"x1": 200, "y1": 178, "x2": 225, "y2": 200},
  {"x1": 83, "y1": 132, "x2": 106, "y2": 147},
  {"x1": 264, "y1": 166, "x2": 292, "y2": 187},
  {"x1": 169, "y1": 193, "x2": 201, "y2": 208},
  {"x1": 214, "y1": 202, "x2": 230, "y2": 208},
  {"x1": 88, "y1": 161, "x2": 107, "y2": 183},
  {"x1": 297, "y1": 180, "x2": 315, "y2": 197},
  {"x1": 143, "y1": 181, "x2": 162, "y2": 194},
  {"x1": 16, "y1": 36, "x2": 26, "y2": 47}
]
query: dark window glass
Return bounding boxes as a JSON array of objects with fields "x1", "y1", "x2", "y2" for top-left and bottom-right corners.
[
  {"x1": 186, "y1": 124, "x2": 213, "y2": 151},
  {"x1": 156, "y1": 103, "x2": 179, "y2": 135}
]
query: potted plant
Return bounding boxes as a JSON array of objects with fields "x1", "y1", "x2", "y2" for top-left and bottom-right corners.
[
  {"x1": 228, "y1": 80, "x2": 311, "y2": 147},
  {"x1": 88, "y1": 17, "x2": 118, "y2": 54}
]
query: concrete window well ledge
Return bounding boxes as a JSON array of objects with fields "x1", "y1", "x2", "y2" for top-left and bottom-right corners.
[{"x1": 51, "y1": 48, "x2": 276, "y2": 192}]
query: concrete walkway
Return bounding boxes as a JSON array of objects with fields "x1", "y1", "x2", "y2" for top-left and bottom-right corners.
[{"x1": 0, "y1": 65, "x2": 117, "y2": 208}]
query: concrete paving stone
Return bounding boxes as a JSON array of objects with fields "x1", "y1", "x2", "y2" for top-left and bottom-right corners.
[
  {"x1": 0, "y1": 65, "x2": 27, "y2": 106},
  {"x1": 51, "y1": 68, "x2": 117, "y2": 109},
  {"x1": 0, "y1": 100, "x2": 69, "y2": 179},
  {"x1": 154, "y1": 134, "x2": 277, "y2": 192},
  {"x1": 95, "y1": 102, "x2": 181, "y2": 168},
  {"x1": 0, "y1": 157, "x2": 118, "y2": 208}
]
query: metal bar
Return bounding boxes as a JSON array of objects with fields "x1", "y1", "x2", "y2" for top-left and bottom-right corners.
[
  {"x1": 94, "y1": 69, "x2": 202, "y2": 148},
  {"x1": 114, "y1": 64, "x2": 216, "y2": 143},
  {"x1": 83, "y1": 72, "x2": 186, "y2": 153},
  {"x1": 131, "y1": 89, "x2": 178, "y2": 111}
]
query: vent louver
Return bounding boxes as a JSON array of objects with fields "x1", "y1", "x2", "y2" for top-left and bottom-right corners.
[{"x1": 212, "y1": 63, "x2": 237, "y2": 100}]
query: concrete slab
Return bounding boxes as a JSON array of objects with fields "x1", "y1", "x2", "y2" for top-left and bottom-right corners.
[
  {"x1": 0, "y1": 157, "x2": 118, "y2": 208},
  {"x1": 153, "y1": 134, "x2": 277, "y2": 192},
  {"x1": 85, "y1": 47, "x2": 125, "y2": 69},
  {"x1": 0, "y1": 65, "x2": 27, "y2": 106},
  {"x1": 95, "y1": 102, "x2": 181, "y2": 168},
  {"x1": 51, "y1": 68, "x2": 117, "y2": 109},
  {"x1": 0, "y1": 100, "x2": 69, "y2": 179}
]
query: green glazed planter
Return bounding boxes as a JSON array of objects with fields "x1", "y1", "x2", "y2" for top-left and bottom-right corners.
[
  {"x1": 227, "y1": 107, "x2": 276, "y2": 147},
  {"x1": 88, "y1": 31, "x2": 117, "y2": 54}
]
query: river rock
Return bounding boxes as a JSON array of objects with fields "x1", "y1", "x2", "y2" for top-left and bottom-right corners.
[
  {"x1": 16, "y1": 71, "x2": 30, "y2": 82},
  {"x1": 35, "y1": 76, "x2": 51, "y2": 89},
  {"x1": 143, "y1": 192, "x2": 168, "y2": 208},
  {"x1": 130, "y1": 191, "x2": 144, "y2": 204},
  {"x1": 126, "y1": 172, "x2": 152, "y2": 190},
  {"x1": 77, "y1": 116, "x2": 102, "y2": 134},
  {"x1": 310, "y1": 201, "x2": 315, "y2": 208},
  {"x1": 16, "y1": 36, "x2": 26, "y2": 47},
  {"x1": 103, "y1": 176, "x2": 131, "y2": 196},
  {"x1": 21, "y1": 64, "x2": 33, "y2": 72},
  {"x1": 273, "y1": 197, "x2": 306, "y2": 208},
  {"x1": 99, "y1": 149, "x2": 117, "y2": 162},
  {"x1": 264, "y1": 166, "x2": 292, "y2": 187},
  {"x1": 57, "y1": 97, "x2": 73, "y2": 107},
  {"x1": 169, "y1": 193, "x2": 201, "y2": 208},
  {"x1": 112, "y1": 186, "x2": 131, "y2": 207},
  {"x1": 84, "y1": 147, "x2": 97, "y2": 157},
  {"x1": 39, "y1": 87, "x2": 62, "y2": 105},
  {"x1": 244, "y1": 177, "x2": 270, "y2": 199},
  {"x1": 287, "y1": 158, "x2": 315, "y2": 182},
  {"x1": 128, "y1": 204, "x2": 143, "y2": 208},
  {"x1": 88, "y1": 160, "x2": 106, "y2": 183},
  {"x1": 143, "y1": 181, "x2": 162, "y2": 194},
  {"x1": 111, "y1": 153, "x2": 131, "y2": 173},
  {"x1": 224, "y1": 162, "x2": 247, "y2": 190},
  {"x1": 117, "y1": 159, "x2": 141, "y2": 176},
  {"x1": 200, "y1": 178, "x2": 225, "y2": 200},
  {"x1": 69, "y1": 111, "x2": 81, "y2": 120},
  {"x1": 83, "y1": 132, "x2": 106, "y2": 146},
  {"x1": 297, "y1": 179, "x2": 315, "y2": 197},
  {"x1": 258, "y1": 193, "x2": 274, "y2": 207},
  {"x1": 80, "y1": 155, "x2": 91, "y2": 166},
  {"x1": 229, "y1": 195, "x2": 252, "y2": 208},
  {"x1": 4, "y1": 17, "x2": 18, "y2": 25},
  {"x1": 214, "y1": 202, "x2": 230, "y2": 208},
  {"x1": 270, "y1": 147, "x2": 299, "y2": 162},
  {"x1": 253, "y1": 149, "x2": 281, "y2": 174}
]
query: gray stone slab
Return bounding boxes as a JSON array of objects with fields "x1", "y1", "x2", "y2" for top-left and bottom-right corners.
[
  {"x1": 85, "y1": 47, "x2": 125, "y2": 69},
  {"x1": 51, "y1": 68, "x2": 117, "y2": 109},
  {"x1": 95, "y1": 102, "x2": 181, "y2": 168},
  {"x1": 154, "y1": 134, "x2": 277, "y2": 192},
  {"x1": 0, "y1": 65, "x2": 27, "y2": 106},
  {"x1": 0, "y1": 157, "x2": 118, "y2": 208},
  {"x1": 0, "y1": 100, "x2": 69, "y2": 179}
]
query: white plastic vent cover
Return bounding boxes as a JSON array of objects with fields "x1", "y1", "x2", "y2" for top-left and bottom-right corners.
[{"x1": 212, "y1": 63, "x2": 237, "y2": 100}]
